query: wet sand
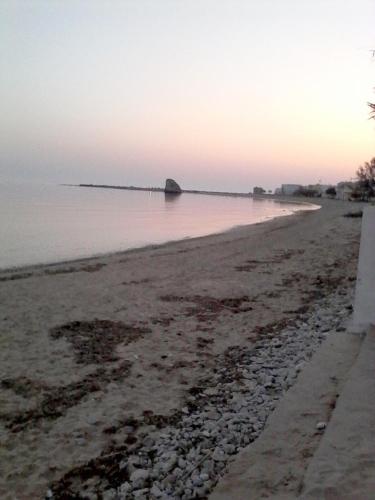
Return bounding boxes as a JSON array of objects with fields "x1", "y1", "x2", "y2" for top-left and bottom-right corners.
[{"x1": 0, "y1": 198, "x2": 363, "y2": 498}]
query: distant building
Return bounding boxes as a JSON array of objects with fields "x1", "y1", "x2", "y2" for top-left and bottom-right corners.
[
  {"x1": 336, "y1": 182, "x2": 355, "y2": 201},
  {"x1": 274, "y1": 187, "x2": 282, "y2": 195},
  {"x1": 281, "y1": 184, "x2": 302, "y2": 196},
  {"x1": 306, "y1": 184, "x2": 333, "y2": 198}
]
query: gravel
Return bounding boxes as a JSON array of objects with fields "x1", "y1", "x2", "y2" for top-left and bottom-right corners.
[{"x1": 47, "y1": 284, "x2": 354, "y2": 500}]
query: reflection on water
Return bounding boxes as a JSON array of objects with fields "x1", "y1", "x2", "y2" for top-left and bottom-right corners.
[
  {"x1": 0, "y1": 184, "x2": 315, "y2": 269},
  {"x1": 164, "y1": 192, "x2": 181, "y2": 203}
]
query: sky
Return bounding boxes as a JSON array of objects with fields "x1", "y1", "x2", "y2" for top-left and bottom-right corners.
[{"x1": 1, "y1": 0, "x2": 374, "y2": 192}]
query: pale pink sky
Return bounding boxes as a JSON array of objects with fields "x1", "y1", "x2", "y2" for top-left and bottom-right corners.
[{"x1": 1, "y1": 0, "x2": 374, "y2": 191}]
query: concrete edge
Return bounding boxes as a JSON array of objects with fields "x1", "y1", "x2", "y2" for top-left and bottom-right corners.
[{"x1": 299, "y1": 325, "x2": 375, "y2": 499}]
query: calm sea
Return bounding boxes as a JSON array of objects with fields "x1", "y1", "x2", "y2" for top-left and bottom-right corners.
[{"x1": 0, "y1": 184, "x2": 312, "y2": 270}]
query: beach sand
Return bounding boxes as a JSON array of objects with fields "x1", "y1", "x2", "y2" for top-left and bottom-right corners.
[{"x1": 0, "y1": 198, "x2": 363, "y2": 499}]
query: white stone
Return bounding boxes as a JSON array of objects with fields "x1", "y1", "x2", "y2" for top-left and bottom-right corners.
[
  {"x1": 102, "y1": 489, "x2": 117, "y2": 500},
  {"x1": 150, "y1": 484, "x2": 163, "y2": 497},
  {"x1": 130, "y1": 469, "x2": 149, "y2": 488},
  {"x1": 212, "y1": 447, "x2": 227, "y2": 462},
  {"x1": 133, "y1": 488, "x2": 149, "y2": 498},
  {"x1": 204, "y1": 387, "x2": 219, "y2": 396},
  {"x1": 118, "y1": 482, "x2": 131, "y2": 495}
]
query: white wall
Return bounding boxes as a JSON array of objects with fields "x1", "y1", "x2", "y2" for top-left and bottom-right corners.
[{"x1": 352, "y1": 207, "x2": 375, "y2": 332}]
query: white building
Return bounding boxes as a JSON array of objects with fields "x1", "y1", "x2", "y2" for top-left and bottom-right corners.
[
  {"x1": 281, "y1": 184, "x2": 302, "y2": 196},
  {"x1": 307, "y1": 184, "x2": 334, "y2": 197},
  {"x1": 336, "y1": 182, "x2": 355, "y2": 201}
]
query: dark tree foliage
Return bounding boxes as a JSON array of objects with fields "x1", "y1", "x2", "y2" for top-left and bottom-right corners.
[
  {"x1": 356, "y1": 157, "x2": 375, "y2": 199},
  {"x1": 325, "y1": 186, "x2": 337, "y2": 197}
]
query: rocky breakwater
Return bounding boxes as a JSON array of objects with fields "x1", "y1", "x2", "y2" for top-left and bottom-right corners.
[
  {"x1": 48, "y1": 283, "x2": 355, "y2": 500},
  {"x1": 164, "y1": 179, "x2": 182, "y2": 194}
]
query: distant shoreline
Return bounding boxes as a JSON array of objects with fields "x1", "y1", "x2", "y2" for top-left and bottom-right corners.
[
  {"x1": 77, "y1": 183, "x2": 252, "y2": 198},
  {"x1": 75, "y1": 183, "x2": 318, "y2": 207}
]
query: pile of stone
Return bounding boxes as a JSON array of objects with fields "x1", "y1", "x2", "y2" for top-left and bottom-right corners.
[
  {"x1": 47, "y1": 284, "x2": 354, "y2": 500},
  {"x1": 93, "y1": 283, "x2": 354, "y2": 500}
]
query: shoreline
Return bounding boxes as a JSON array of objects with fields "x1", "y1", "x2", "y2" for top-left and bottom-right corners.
[
  {"x1": 0, "y1": 198, "x2": 362, "y2": 499},
  {"x1": 78, "y1": 182, "x2": 255, "y2": 198},
  {"x1": 77, "y1": 182, "x2": 322, "y2": 206},
  {"x1": 0, "y1": 199, "x2": 318, "y2": 275}
]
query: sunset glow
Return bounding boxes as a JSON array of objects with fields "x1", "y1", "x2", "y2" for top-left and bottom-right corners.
[{"x1": 1, "y1": 0, "x2": 374, "y2": 191}]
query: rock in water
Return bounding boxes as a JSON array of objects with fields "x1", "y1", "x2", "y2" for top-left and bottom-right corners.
[{"x1": 164, "y1": 178, "x2": 182, "y2": 193}]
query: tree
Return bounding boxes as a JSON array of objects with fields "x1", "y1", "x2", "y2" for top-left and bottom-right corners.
[
  {"x1": 356, "y1": 157, "x2": 375, "y2": 199},
  {"x1": 325, "y1": 186, "x2": 337, "y2": 198}
]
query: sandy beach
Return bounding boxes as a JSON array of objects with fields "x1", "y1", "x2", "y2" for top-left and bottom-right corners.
[{"x1": 0, "y1": 198, "x2": 364, "y2": 499}]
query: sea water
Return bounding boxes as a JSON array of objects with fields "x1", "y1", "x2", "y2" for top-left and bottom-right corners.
[{"x1": 0, "y1": 183, "x2": 313, "y2": 269}]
